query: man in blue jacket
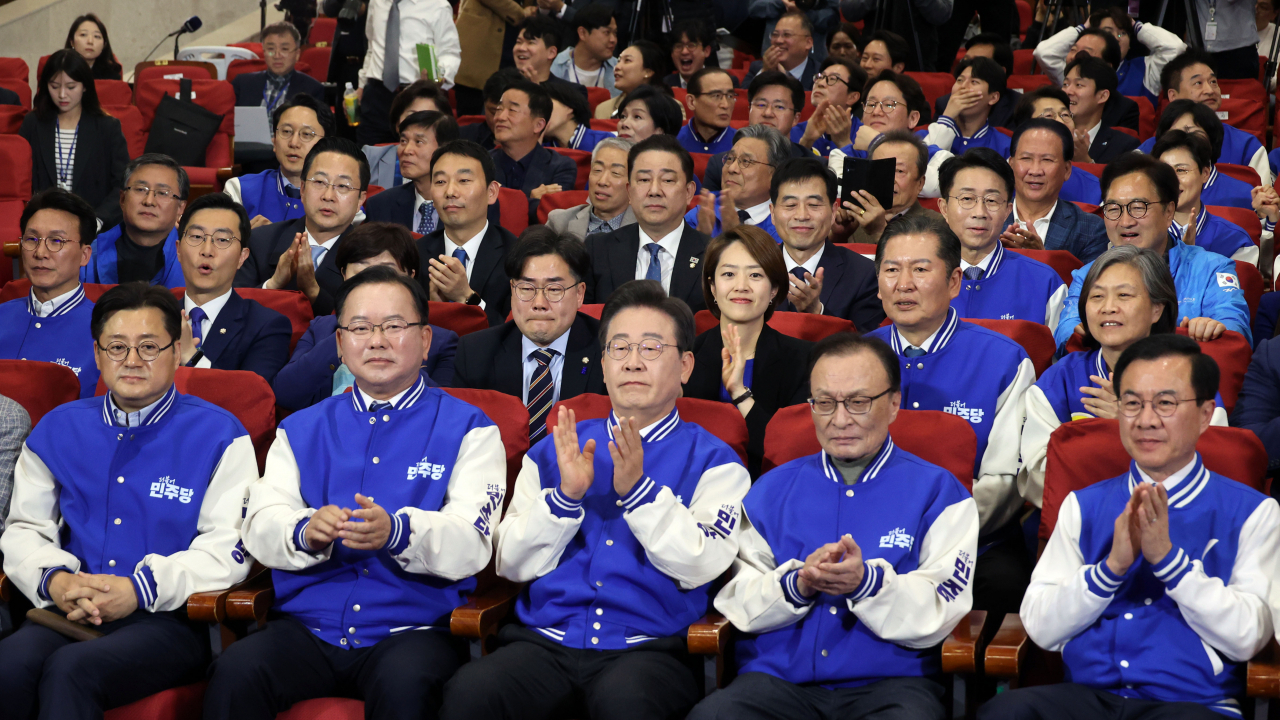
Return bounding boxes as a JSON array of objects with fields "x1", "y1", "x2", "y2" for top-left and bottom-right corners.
[
  {"x1": 981, "y1": 334, "x2": 1280, "y2": 719},
  {"x1": 82, "y1": 155, "x2": 188, "y2": 288},
  {"x1": 1054, "y1": 153, "x2": 1251, "y2": 348},
  {"x1": 224, "y1": 95, "x2": 332, "y2": 229}
]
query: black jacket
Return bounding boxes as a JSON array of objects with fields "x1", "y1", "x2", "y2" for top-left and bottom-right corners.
[
  {"x1": 1101, "y1": 94, "x2": 1141, "y2": 133},
  {"x1": 20, "y1": 111, "x2": 129, "y2": 228},
  {"x1": 1089, "y1": 125, "x2": 1143, "y2": 163},
  {"x1": 451, "y1": 314, "x2": 606, "y2": 401},
  {"x1": 416, "y1": 223, "x2": 517, "y2": 326},
  {"x1": 234, "y1": 217, "x2": 351, "y2": 316},
  {"x1": 180, "y1": 289, "x2": 293, "y2": 385},
  {"x1": 364, "y1": 181, "x2": 418, "y2": 228},
  {"x1": 489, "y1": 145, "x2": 579, "y2": 223},
  {"x1": 776, "y1": 242, "x2": 884, "y2": 333},
  {"x1": 231, "y1": 70, "x2": 326, "y2": 107},
  {"x1": 583, "y1": 223, "x2": 710, "y2": 313},
  {"x1": 684, "y1": 324, "x2": 812, "y2": 477}
]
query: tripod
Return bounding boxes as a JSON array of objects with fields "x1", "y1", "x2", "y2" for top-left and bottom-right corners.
[
  {"x1": 1034, "y1": 0, "x2": 1090, "y2": 47},
  {"x1": 1156, "y1": 0, "x2": 1204, "y2": 49},
  {"x1": 871, "y1": 0, "x2": 927, "y2": 72}
]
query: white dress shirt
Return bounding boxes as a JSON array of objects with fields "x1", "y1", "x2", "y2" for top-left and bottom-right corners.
[
  {"x1": 959, "y1": 246, "x2": 997, "y2": 275},
  {"x1": 29, "y1": 285, "x2": 80, "y2": 318},
  {"x1": 1083, "y1": 119, "x2": 1101, "y2": 147},
  {"x1": 184, "y1": 289, "x2": 234, "y2": 369},
  {"x1": 635, "y1": 224, "x2": 685, "y2": 295},
  {"x1": 783, "y1": 243, "x2": 825, "y2": 277},
  {"x1": 108, "y1": 390, "x2": 168, "y2": 428},
  {"x1": 520, "y1": 331, "x2": 572, "y2": 405},
  {"x1": 359, "y1": 0, "x2": 461, "y2": 90},
  {"x1": 1013, "y1": 199, "x2": 1058, "y2": 242},
  {"x1": 740, "y1": 200, "x2": 772, "y2": 226},
  {"x1": 443, "y1": 221, "x2": 488, "y2": 285}
]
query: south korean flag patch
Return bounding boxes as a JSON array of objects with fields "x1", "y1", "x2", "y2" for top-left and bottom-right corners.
[{"x1": 1217, "y1": 272, "x2": 1240, "y2": 290}]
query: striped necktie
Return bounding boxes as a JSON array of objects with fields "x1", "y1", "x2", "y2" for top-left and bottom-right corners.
[{"x1": 527, "y1": 348, "x2": 558, "y2": 443}]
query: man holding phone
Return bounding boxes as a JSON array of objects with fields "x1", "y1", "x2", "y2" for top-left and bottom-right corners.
[{"x1": 845, "y1": 131, "x2": 943, "y2": 245}]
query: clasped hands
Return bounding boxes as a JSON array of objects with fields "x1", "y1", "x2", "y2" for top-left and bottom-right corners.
[
  {"x1": 1105, "y1": 481, "x2": 1174, "y2": 577},
  {"x1": 265, "y1": 232, "x2": 321, "y2": 301},
  {"x1": 796, "y1": 534, "x2": 865, "y2": 598},
  {"x1": 553, "y1": 408, "x2": 645, "y2": 501},
  {"x1": 49, "y1": 570, "x2": 137, "y2": 626},
  {"x1": 305, "y1": 493, "x2": 393, "y2": 551}
]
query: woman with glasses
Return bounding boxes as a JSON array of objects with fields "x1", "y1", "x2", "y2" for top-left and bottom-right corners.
[
  {"x1": 19, "y1": 49, "x2": 128, "y2": 227},
  {"x1": 683, "y1": 226, "x2": 812, "y2": 477},
  {"x1": 1020, "y1": 245, "x2": 1229, "y2": 508},
  {"x1": 64, "y1": 14, "x2": 123, "y2": 81},
  {"x1": 597, "y1": 40, "x2": 670, "y2": 119}
]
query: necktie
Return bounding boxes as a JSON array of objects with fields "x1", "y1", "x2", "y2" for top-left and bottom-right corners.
[
  {"x1": 382, "y1": 0, "x2": 403, "y2": 92},
  {"x1": 737, "y1": 209, "x2": 752, "y2": 223},
  {"x1": 963, "y1": 266, "x2": 984, "y2": 281},
  {"x1": 311, "y1": 244, "x2": 326, "y2": 267},
  {"x1": 790, "y1": 266, "x2": 809, "y2": 284},
  {"x1": 903, "y1": 346, "x2": 927, "y2": 358},
  {"x1": 452, "y1": 246, "x2": 468, "y2": 269},
  {"x1": 189, "y1": 306, "x2": 207, "y2": 345},
  {"x1": 418, "y1": 202, "x2": 437, "y2": 234},
  {"x1": 527, "y1": 348, "x2": 558, "y2": 443},
  {"x1": 644, "y1": 243, "x2": 663, "y2": 282},
  {"x1": 369, "y1": 400, "x2": 392, "y2": 413}
]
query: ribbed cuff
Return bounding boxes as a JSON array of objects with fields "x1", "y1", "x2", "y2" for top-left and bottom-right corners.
[
  {"x1": 546, "y1": 487, "x2": 585, "y2": 519},
  {"x1": 1085, "y1": 560, "x2": 1125, "y2": 598},
  {"x1": 620, "y1": 476, "x2": 659, "y2": 511},
  {"x1": 1263, "y1": 218, "x2": 1275, "y2": 234},
  {"x1": 848, "y1": 562, "x2": 883, "y2": 603},
  {"x1": 131, "y1": 565, "x2": 158, "y2": 610},
  {"x1": 781, "y1": 569, "x2": 816, "y2": 607},
  {"x1": 39, "y1": 566, "x2": 74, "y2": 601},
  {"x1": 385, "y1": 512, "x2": 412, "y2": 555},
  {"x1": 1132, "y1": 20, "x2": 1145, "y2": 34},
  {"x1": 294, "y1": 515, "x2": 328, "y2": 554},
  {"x1": 1151, "y1": 546, "x2": 1193, "y2": 589},
  {"x1": 936, "y1": 115, "x2": 960, "y2": 135}
]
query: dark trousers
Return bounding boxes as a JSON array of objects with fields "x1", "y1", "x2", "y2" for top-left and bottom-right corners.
[
  {"x1": 0, "y1": 610, "x2": 207, "y2": 720},
  {"x1": 978, "y1": 683, "x2": 1226, "y2": 719},
  {"x1": 973, "y1": 521, "x2": 1035, "y2": 618},
  {"x1": 439, "y1": 624, "x2": 701, "y2": 720},
  {"x1": 933, "y1": 0, "x2": 1017, "y2": 72},
  {"x1": 357, "y1": 81, "x2": 399, "y2": 147},
  {"x1": 203, "y1": 615, "x2": 466, "y2": 720},
  {"x1": 1209, "y1": 46, "x2": 1261, "y2": 80},
  {"x1": 689, "y1": 672, "x2": 946, "y2": 720}
]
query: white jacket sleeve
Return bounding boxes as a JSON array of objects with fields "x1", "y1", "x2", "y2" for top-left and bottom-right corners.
[
  {"x1": 391, "y1": 425, "x2": 504, "y2": 581},
  {"x1": 624, "y1": 462, "x2": 752, "y2": 589},
  {"x1": 974, "y1": 357, "x2": 1035, "y2": 535},
  {"x1": 1232, "y1": 244, "x2": 1261, "y2": 267},
  {"x1": 136, "y1": 435, "x2": 258, "y2": 611},
  {"x1": 1033, "y1": 25, "x2": 1081, "y2": 86},
  {"x1": 1164, "y1": 498, "x2": 1279, "y2": 662},
  {"x1": 1018, "y1": 385, "x2": 1061, "y2": 509},
  {"x1": 424, "y1": 2, "x2": 461, "y2": 88},
  {"x1": 1136, "y1": 22, "x2": 1187, "y2": 98},
  {"x1": 223, "y1": 177, "x2": 244, "y2": 205},
  {"x1": 495, "y1": 455, "x2": 586, "y2": 582},
  {"x1": 850, "y1": 497, "x2": 980, "y2": 648},
  {"x1": 242, "y1": 429, "x2": 336, "y2": 570},
  {"x1": 0, "y1": 445, "x2": 82, "y2": 608},
  {"x1": 921, "y1": 148, "x2": 954, "y2": 199},
  {"x1": 1249, "y1": 146, "x2": 1275, "y2": 189},
  {"x1": 1046, "y1": 284, "x2": 1067, "y2": 329},
  {"x1": 1021, "y1": 492, "x2": 1118, "y2": 651},
  {"x1": 713, "y1": 509, "x2": 815, "y2": 634}
]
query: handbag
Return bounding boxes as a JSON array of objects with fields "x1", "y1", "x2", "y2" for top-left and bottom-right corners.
[{"x1": 143, "y1": 78, "x2": 223, "y2": 166}]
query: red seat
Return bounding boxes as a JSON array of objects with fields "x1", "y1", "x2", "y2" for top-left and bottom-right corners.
[
  {"x1": 1073, "y1": 163, "x2": 1105, "y2": 178},
  {"x1": 1007, "y1": 248, "x2": 1083, "y2": 284},
  {"x1": 1215, "y1": 163, "x2": 1261, "y2": 187},
  {"x1": 135, "y1": 78, "x2": 236, "y2": 168},
  {"x1": 761, "y1": 405, "x2": 977, "y2": 487},
  {"x1": 0, "y1": 105, "x2": 26, "y2": 134},
  {"x1": 0, "y1": 79, "x2": 31, "y2": 109},
  {"x1": 456, "y1": 114, "x2": 486, "y2": 127},
  {"x1": 551, "y1": 393, "x2": 751, "y2": 467},
  {"x1": 578, "y1": 303, "x2": 604, "y2": 319},
  {"x1": 195, "y1": 287, "x2": 314, "y2": 353},
  {"x1": 1126, "y1": 96, "x2": 1156, "y2": 141},
  {"x1": 961, "y1": 318, "x2": 1055, "y2": 377},
  {"x1": 443, "y1": 387, "x2": 530, "y2": 498},
  {"x1": 93, "y1": 79, "x2": 132, "y2": 106},
  {"x1": 173, "y1": 368, "x2": 279, "y2": 473},
  {"x1": 0, "y1": 279, "x2": 112, "y2": 304},
  {"x1": 1040, "y1": 418, "x2": 1269, "y2": 540},
  {"x1": 300, "y1": 47, "x2": 331, "y2": 82},
  {"x1": 1007, "y1": 74, "x2": 1054, "y2": 93},
  {"x1": 536, "y1": 189, "x2": 589, "y2": 224},
  {"x1": 1012, "y1": 49, "x2": 1035, "y2": 75},
  {"x1": 835, "y1": 242, "x2": 877, "y2": 258},
  {"x1": 104, "y1": 682, "x2": 205, "y2": 720},
  {"x1": 1112, "y1": 126, "x2": 1138, "y2": 139},
  {"x1": 731, "y1": 88, "x2": 750, "y2": 121},
  {"x1": 0, "y1": 134, "x2": 32, "y2": 199},
  {"x1": 0, "y1": 57, "x2": 28, "y2": 81},
  {"x1": 1235, "y1": 260, "x2": 1264, "y2": 321},
  {"x1": 693, "y1": 309, "x2": 856, "y2": 339},
  {"x1": 919, "y1": 197, "x2": 940, "y2": 213},
  {"x1": 549, "y1": 147, "x2": 591, "y2": 191},
  {"x1": 1218, "y1": 97, "x2": 1266, "y2": 145},
  {"x1": 365, "y1": 184, "x2": 385, "y2": 201},
  {"x1": 277, "y1": 698, "x2": 364, "y2": 720},
  {"x1": 308, "y1": 16, "x2": 337, "y2": 46},
  {"x1": 589, "y1": 119, "x2": 618, "y2": 132},
  {"x1": 429, "y1": 301, "x2": 489, "y2": 336},
  {"x1": 498, "y1": 187, "x2": 529, "y2": 233},
  {"x1": 0, "y1": 359, "x2": 80, "y2": 426},
  {"x1": 586, "y1": 86, "x2": 611, "y2": 114},
  {"x1": 905, "y1": 72, "x2": 954, "y2": 114},
  {"x1": 1070, "y1": 201, "x2": 1099, "y2": 216},
  {"x1": 1015, "y1": 0, "x2": 1033, "y2": 34},
  {"x1": 1219, "y1": 78, "x2": 1267, "y2": 107},
  {"x1": 1192, "y1": 328, "x2": 1251, "y2": 414},
  {"x1": 133, "y1": 61, "x2": 216, "y2": 87},
  {"x1": 104, "y1": 105, "x2": 147, "y2": 159},
  {"x1": 690, "y1": 153, "x2": 712, "y2": 183}
]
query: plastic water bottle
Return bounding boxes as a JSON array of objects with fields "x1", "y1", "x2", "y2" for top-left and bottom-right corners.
[{"x1": 343, "y1": 83, "x2": 360, "y2": 127}]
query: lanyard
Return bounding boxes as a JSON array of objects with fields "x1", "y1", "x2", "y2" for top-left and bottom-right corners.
[
  {"x1": 55, "y1": 123, "x2": 78, "y2": 188},
  {"x1": 571, "y1": 61, "x2": 607, "y2": 87},
  {"x1": 263, "y1": 76, "x2": 292, "y2": 113}
]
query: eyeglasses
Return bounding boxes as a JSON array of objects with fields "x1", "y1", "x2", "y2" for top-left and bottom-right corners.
[
  {"x1": 19, "y1": 235, "x2": 75, "y2": 253},
  {"x1": 337, "y1": 320, "x2": 425, "y2": 338},
  {"x1": 125, "y1": 184, "x2": 182, "y2": 203},
  {"x1": 1118, "y1": 393, "x2": 1198, "y2": 418},
  {"x1": 813, "y1": 73, "x2": 850, "y2": 88},
  {"x1": 1101, "y1": 200, "x2": 1158, "y2": 221},
  {"x1": 276, "y1": 126, "x2": 319, "y2": 142},
  {"x1": 96, "y1": 340, "x2": 175, "y2": 362},
  {"x1": 264, "y1": 48, "x2": 297, "y2": 57},
  {"x1": 864, "y1": 100, "x2": 901, "y2": 113},
  {"x1": 749, "y1": 100, "x2": 794, "y2": 114},
  {"x1": 808, "y1": 388, "x2": 893, "y2": 415},
  {"x1": 512, "y1": 281, "x2": 581, "y2": 303},
  {"x1": 606, "y1": 339, "x2": 674, "y2": 360},
  {"x1": 948, "y1": 194, "x2": 1008, "y2": 213},
  {"x1": 723, "y1": 153, "x2": 773, "y2": 170},
  {"x1": 671, "y1": 41, "x2": 703, "y2": 52},
  {"x1": 181, "y1": 231, "x2": 239, "y2": 249},
  {"x1": 306, "y1": 177, "x2": 359, "y2": 197},
  {"x1": 769, "y1": 30, "x2": 810, "y2": 42},
  {"x1": 696, "y1": 90, "x2": 737, "y2": 104}
]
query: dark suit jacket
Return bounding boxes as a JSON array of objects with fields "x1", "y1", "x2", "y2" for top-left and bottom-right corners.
[
  {"x1": 460, "y1": 121, "x2": 495, "y2": 151},
  {"x1": 684, "y1": 324, "x2": 812, "y2": 477},
  {"x1": 19, "y1": 112, "x2": 128, "y2": 228},
  {"x1": 1089, "y1": 126, "x2": 1142, "y2": 164},
  {"x1": 272, "y1": 313, "x2": 458, "y2": 410},
  {"x1": 1001, "y1": 196, "x2": 1110, "y2": 264},
  {"x1": 416, "y1": 223, "x2": 517, "y2": 326},
  {"x1": 934, "y1": 89, "x2": 1021, "y2": 130},
  {"x1": 583, "y1": 223, "x2": 710, "y2": 313},
  {"x1": 490, "y1": 145, "x2": 579, "y2": 223},
  {"x1": 182, "y1": 290, "x2": 292, "y2": 385},
  {"x1": 364, "y1": 181, "x2": 418, "y2": 229},
  {"x1": 1101, "y1": 94, "x2": 1140, "y2": 133},
  {"x1": 231, "y1": 70, "x2": 326, "y2": 107},
  {"x1": 450, "y1": 314, "x2": 606, "y2": 402},
  {"x1": 776, "y1": 242, "x2": 884, "y2": 333},
  {"x1": 0, "y1": 86, "x2": 18, "y2": 106},
  {"x1": 234, "y1": 218, "x2": 350, "y2": 317},
  {"x1": 1230, "y1": 335, "x2": 1280, "y2": 472},
  {"x1": 743, "y1": 56, "x2": 819, "y2": 91}
]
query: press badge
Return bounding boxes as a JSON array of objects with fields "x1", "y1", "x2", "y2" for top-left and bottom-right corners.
[{"x1": 1205, "y1": 21, "x2": 1217, "y2": 41}]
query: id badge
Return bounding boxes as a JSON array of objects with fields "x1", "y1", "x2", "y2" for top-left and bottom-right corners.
[{"x1": 1205, "y1": 21, "x2": 1218, "y2": 41}]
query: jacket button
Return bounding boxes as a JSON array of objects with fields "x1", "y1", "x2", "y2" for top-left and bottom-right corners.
[
  {"x1": 330, "y1": 364, "x2": 335, "y2": 371},
  {"x1": 605, "y1": 539, "x2": 613, "y2": 546},
  {"x1": 593, "y1": 622, "x2": 600, "y2": 630},
  {"x1": 1144, "y1": 598, "x2": 1152, "y2": 605},
  {"x1": 596, "y1": 608, "x2": 603, "y2": 615},
  {"x1": 383, "y1": 415, "x2": 390, "y2": 422},
  {"x1": 117, "y1": 477, "x2": 124, "y2": 483},
  {"x1": 114, "y1": 518, "x2": 121, "y2": 525},
  {"x1": 340, "y1": 638, "x2": 347, "y2": 645},
  {"x1": 829, "y1": 606, "x2": 837, "y2": 615},
  {"x1": 363, "y1": 569, "x2": 369, "y2": 575},
  {"x1": 1120, "y1": 660, "x2": 1129, "y2": 668},
  {"x1": 353, "y1": 604, "x2": 361, "y2": 611},
  {"x1": 349, "y1": 627, "x2": 356, "y2": 633},
  {"x1": 591, "y1": 637, "x2": 599, "y2": 644},
  {"x1": 912, "y1": 402, "x2": 919, "y2": 408},
  {"x1": 1124, "y1": 613, "x2": 1133, "y2": 620},
  {"x1": 595, "y1": 581, "x2": 603, "y2": 587},
  {"x1": 821, "y1": 649, "x2": 829, "y2": 657},
  {"x1": 373, "y1": 457, "x2": 380, "y2": 464},
  {"x1": 34, "y1": 323, "x2": 40, "y2": 329},
  {"x1": 108, "y1": 560, "x2": 116, "y2": 567},
  {"x1": 615, "y1": 500, "x2": 623, "y2": 507},
  {"x1": 369, "y1": 418, "x2": 376, "y2": 425},
  {"x1": 916, "y1": 363, "x2": 923, "y2": 369},
  {"x1": 845, "y1": 489, "x2": 854, "y2": 497}
]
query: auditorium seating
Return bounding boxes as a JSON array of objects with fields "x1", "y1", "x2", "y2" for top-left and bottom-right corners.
[
  {"x1": 132, "y1": 60, "x2": 217, "y2": 87},
  {"x1": 0, "y1": 359, "x2": 80, "y2": 425},
  {"x1": 549, "y1": 146, "x2": 592, "y2": 191},
  {"x1": 962, "y1": 318, "x2": 1056, "y2": 377},
  {"x1": 0, "y1": 79, "x2": 30, "y2": 108},
  {"x1": 536, "y1": 189, "x2": 588, "y2": 224},
  {"x1": 0, "y1": 134, "x2": 31, "y2": 286},
  {"x1": 497, "y1": 187, "x2": 529, "y2": 233},
  {"x1": 308, "y1": 17, "x2": 337, "y2": 46},
  {"x1": 906, "y1": 72, "x2": 953, "y2": 112},
  {"x1": 693, "y1": 308, "x2": 856, "y2": 339},
  {"x1": 1007, "y1": 249, "x2": 1082, "y2": 285},
  {"x1": 0, "y1": 105, "x2": 26, "y2": 134},
  {"x1": 134, "y1": 78, "x2": 236, "y2": 170},
  {"x1": 428, "y1": 301, "x2": 488, "y2": 336}
]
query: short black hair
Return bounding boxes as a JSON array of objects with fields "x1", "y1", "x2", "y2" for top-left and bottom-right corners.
[
  {"x1": 807, "y1": 332, "x2": 901, "y2": 393},
  {"x1": 747, "y1": 70, "x2": 804, "y2": 115},
  {"x1": 668, "y1": 17, "x2": 714, "y2": 48},
  {"x1": 272, "y1": 92, "x2": 336, "y2": 137},
  {"x1": 626, "y1": 40, "x2": 671, "y2": 84},
  {"x1": 688, "y1": 66, "x2": 734, "y2": 96},
  {"x1": 1065, "y1": 55, "x2": 1118, "y2": 105},
  {"x1": 869, "y1": 129, "x2": 929, "y2": 179},
  {"x1": 261, "y1": 20, "x2": 302, "y2": 46},
  {"x1": 620, "y1": 85, "x2": 683, "y2": 135},
  {"x1": 629, "y1": 134, "x2": 694, "y2": 185},
  {"x1": 333, "y1": 222, "x2": 420, "y2": 275},
  {"x1": 574, "y1": 2, "x2": 616, "y2": 33},
  {"x1": 334, "y1": 264, "x2": 430, "y2": 324},
  {"x1": 954, "y1": 56, "x2": 1006, "y2": 98},
  {"x1": 398, "y1": 110, "x2": 461, "y2": 146},
  {"x1": 1161, "y1": 50, "x2": 1216, "y2": 99},
  {"x1": 1088, "y1": 7, "x2": 1135, "y2": 52},
  {"x1": 431, "y1": 139, "x2": 497, "y2": 186},
  {"x1": 866, "y1": 30, "x2": 909, "y2": 67},
  {"x1": 505, "y1": 225, "x2": 591, "y2": 283},
  {"x1": 544, "y1": 80, "x2": 592, "y2": 127},
  {"x1": 34, "y1": 49, "x2": 102, "y2": 122},
  {"x1": 875, "y1": 211, "x2": 962, "y2": 275},
  {"x1": 177, "y1": 193, "x2": 251, "y2": 247},
  {"x1": 819, "y1": 56, "x2": 867, "y2": 101},
  {"x1": 91, "y1": 281, "x2": 182, "y2": 344},
  {"x1": 598, "y1": 279, "x2": 694, "y2": 352},
  {"x1": 1157, "y1": 99, "x2": 1223, "y2": 158},
  {"x1": 123, "y1": 154, "x2": 190, "y2": 202},
  {"x1": 1075, "y1": 28, "x2": 1122, "y2": 68},
  {"x1": 863, "y1": 70, "x2": 930, "y2": 124},
  {"x1": 1100, "y1": 152, "x2": 1180, "y2": 206},
  {"x1": 21, "y1": 188, "x2": 97, "y2": 245},
  {"x1": 1112, "y1": 333, "x2": 1220, "y2": 405},
  {"x1": 777, "y1": 9, "x2": 814, "y2": 36},
  {"x1": 517, "y1": 14, "x2": 565, "y2": 54},
  {"x1": 770, "y1": 157, "x2": 837, "y2": 205},
  {"x1": 302, "y1": 136, "x2": 371, "y2": 191},
  {"x1": 1010, "y1": 117, "x2": 1075, "y2": 162},
  {"x1": 938, "y1": 147, "x2": 1015, "y2": 199},
  {"x1": 1153, "y1": 129, "x2": 1213, "y2": 172},
  {"x1": 483, "y1": 68, "x2": 524, "y2": 105},
  {"x1": 964, "y1": 32, "x2": 1015, "y2": 77},
  {"x1": 503, "y1": 77, "x2": 554, "y2": 124},
  {"x1": 1011, "y1": 84, "x2": 1072, "y2": 129},
  {"x1": 389, "y1": 79, "x2": 454, "y2": 123}
]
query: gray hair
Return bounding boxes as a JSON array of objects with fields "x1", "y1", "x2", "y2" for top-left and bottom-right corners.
[
  {"x1": 1078, "y1": 244, "x2": 1178, "y2": 349},
  {"x1": 733, "y1": 124, "x2": 790, "y2": 168},
  {"x1": 869, "y1": 129, "x2": 928, "y2": 180},
  {"x1": 591, "y1": 136, "x2": 636, "y2": 165},
  {"x1": 123, "y1": 154, "x2": 190, "y2": 201}
]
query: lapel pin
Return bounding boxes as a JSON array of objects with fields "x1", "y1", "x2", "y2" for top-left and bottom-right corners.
[
  {"x1": 582, "y1": 357, "x2": 589, "y2": 363},
  {"x1": 689, "y1": 257, "x2": 699, "y2": 268},
  {"x1": 219, "y1": 328, "x2": 226, "y2": 334}
]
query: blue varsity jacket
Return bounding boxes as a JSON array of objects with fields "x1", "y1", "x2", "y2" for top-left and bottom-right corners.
[
  {"x1": 236, "y1": 169, "x2": 306, "y2": 226},
  {"x1": 0, "y1": 286, "x2": 98, "y2": 398},
  {"x1": 81, "y1": 225, "x2": 185, "y2": 288},
  {"x1": 950, "y1": 242, "x2": 1065, "y2": 325}
]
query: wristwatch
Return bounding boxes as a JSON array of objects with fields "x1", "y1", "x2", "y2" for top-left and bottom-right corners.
[
  {"x1": 465, "y1": 291, "x2": 482, "y2": 306},
  {"x1": 731, "y1": 388, "x2": 753, "y2": 406}
]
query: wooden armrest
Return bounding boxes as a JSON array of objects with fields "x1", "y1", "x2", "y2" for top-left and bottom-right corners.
[
  {"x1": 26, "y1": 608, "x2": 104, "y2": 642},
  {"x1": 984, "y1": 613, "x2": 1030, "y2": 679},
  {"x1": 0, "y1": 570, "x2": 10, "y2": 602},
  {"x1": 2, "y1": 242, "x2": 18, "y2": 258},
  {"x1": 216, "y1": 167, "x2": 237, "y2": 183},
  {"x1": 224, "y1": 567, "x2": 275, "y2": 622},
  {"x1": 688, "y1": 612, "x2": 731, "y2": 656},
  {"x1": 941, "y1": 610, "x2": 989, "y2": 675},
  {"x1": 450, "y1": 578, "x2": 520, "y2": 639},
  {"x1": 1248, "y1": 638, "x2": 1280, "y2": 698},
  {"x1": 187, "y1": 563, "x2": 271, "y2": 623}
]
